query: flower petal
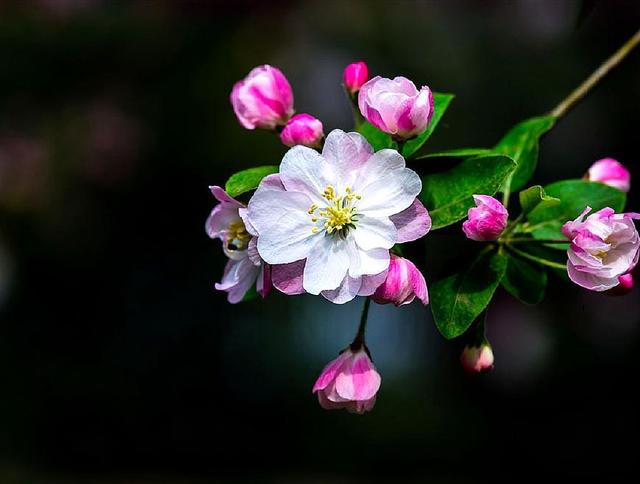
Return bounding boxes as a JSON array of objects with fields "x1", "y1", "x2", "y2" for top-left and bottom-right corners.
[
  {"x1": 257, "y1": 210, "x2": 319, "y2": 264},
  {"x1": 352, "y1": 215, "x2": 396, "y2": 250},
  {"x1": 271, "y1": 260, "x2": 306, "y2": 295},
  {"x1": 335, "y1": 352, "x2": 381, "y2": 402},
  {"x1": 390, "y1": 199, "x2": 431, "y2": 243},
  {"x1": 215, "y1": 257, "x2": 261, "y2": 304},
  {"x1": 312, "y1": 350, "x2": 352, "y2": 392},
  {"x1": 357, "y1": 169, "x2": 422, "y2": 217},
  {"x1": 280, "y1": 145, "x2": 335, "y2": 202},
  {"x1": 303, "y1": 236, "x2": 350, "y2": 294}
]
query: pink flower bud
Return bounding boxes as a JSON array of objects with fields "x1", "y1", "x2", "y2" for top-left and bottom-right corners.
[
  {"x1": 587, "y1": 158, "x2": 630, "y2": 192},
  {"x1": 605, "y1": 273, "x2": 634, "y2": 296},
  {"x1": 358, "y1": 76, "x2": 433, "y2": 139},
  {"x1": 279, "y1": 113, "x2": 324, "y2": 148},
  {"x1": 312, "y1": 345, "x2": 381, "y2": 414},
  {"x1": 372, "y1": 254, "x2": 428, "y2": 306},
  {"x1": 343, "y1": 61, "x2": 369, "y2": 95},
  {"x1": 230, "y1": 65, "x2": 294, "y2": 130},
  {"x1": 462, "y1": 195, "x2": 509, "y2": 241},
  {"x1": 460, "y1": 343, "x2": 494, "y2": 373},
  {"x1": 562, "y1": 207, "x2": 640, "y2": 292}
]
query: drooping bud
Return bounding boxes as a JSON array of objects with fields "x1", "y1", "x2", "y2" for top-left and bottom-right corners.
[
  {"x1": 312, "y1": 345, "x2": 381, "y2": 414},
  {"x1": 372, "y1": 254, "x2": 428, "y2": 306},
  {"x1": 462, "y1": 195, "x2": 509, "y2": 242},
  {"x1": 343, "y1": 61, "x2": 369, "y2": 95},
  {"x1": 587, "y1": 158, "x2": 630, "y2": 192},
  {"x1": 460, "y1": 343, "x2": 494, "y2": 374},
  {"x1": 230, "y1": 65, "x2": 294, "y2": 130},
  {"x1": 358, "y1": 76, "x2": 433, "y2": 139},
  {"x1": 279, "y1": 113, "x2": 324, "y2": 148}
]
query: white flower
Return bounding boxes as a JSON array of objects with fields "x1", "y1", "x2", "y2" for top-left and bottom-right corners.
[{"x1": 244, "y1": 129, "x2": 429, "y2": 303}]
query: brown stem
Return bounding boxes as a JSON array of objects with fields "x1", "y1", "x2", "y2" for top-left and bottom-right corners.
[{"x1": 550, "y1": 29, "x2": 640, "y2": 119}]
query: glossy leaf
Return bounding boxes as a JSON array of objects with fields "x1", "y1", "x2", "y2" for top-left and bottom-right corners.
[
  {"x1": 356, "y1": 121, "x2": 396, "y2": 151},
  {"x1": 526, "y1": 180, "x2": 626, "y2": 241},
  {"x1": 419, "y1": 155, "x2": 516, "y2": 230},
  {"x1": 402, "y1": 93, "x2": 454, "y2": 158},
  {"x1": 519, "y1": 185, "x2": 560, "y2": 216},
  {"x1": 412, "y1": 147, "x2": 491, "y2": 160},
  {"x1": 225, "y1": 165, "x2": 279, "y2": 198},
  {"x1": 501, "y1": 253, "x2": 547, "y2": 304},
  {"x1": 495, "y1": 116, "x2": 556, "y2": 192},
  {"x1": 431, "y1": 249, "x2": 508, "y2": 340}
]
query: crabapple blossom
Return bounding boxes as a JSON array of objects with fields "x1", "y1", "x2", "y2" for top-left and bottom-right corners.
[
  {"x1": 562, "y1": 207, "x2": 640, "y2": 292},
  {"x1": 372, "y1": 254, "x2": 428, "y2": 306},
  {"x1": 343, "y1": 61, "x2": 369, "y2": 95},
  {"x1": 279, "y1": 113, "x2": 324, "y2": 148},
  {"x1": 230, "y1": 65, "x2": 294, "y2": 130},
  {"x1": 462, "y1": 195, "x2": 509, "y2": 242},
  {"x1": 244, "y1": 129, "x2": 431, "y2": 303},
  {"x1": 460, "y1": 343, "x2": 494, "y2": 373},
  {"x1": 358, "y1": 76, "x2": 433, "y2": 139},
  {"x1": 206, "y1": 186, "x2": 271, "y2": 303},
  {"x1": 587, "y1": 158, "x2": 630, "y2": 192},
  {"x1": 312, "y1": 345, "x2": 381, "y2": 414}
]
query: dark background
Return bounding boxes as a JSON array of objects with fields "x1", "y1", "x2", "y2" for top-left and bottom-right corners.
[{"x1": 1, "y1": 1, "x2": 639, "y2": 482}]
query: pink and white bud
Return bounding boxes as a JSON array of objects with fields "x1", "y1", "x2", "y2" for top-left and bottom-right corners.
[
  {"x1": 462, "y1": 195, "x2": 509, "y2": 241},
  {"x1": 460, "y1": 343, "x2": 494, "y2": 373},
  {"x1": 587, "y1": 158, "x2": 630, "y2": 192},
  {"x1": 358, "y1": 76, "x2": 433, "y2": 139},
  {"x1": 562, "y1": 207, "x2": 640, "y2": 292},
  {"x1": 279, "y1": 113, "x2": 324, "y2": 148},
  {"x1": 312, "y1": 345, "x2": 381, "y2": 414},
  {"x1": 230, "y1": 65, "x2": 294, "y2": 130},
  {"x1": 343, "y1": 61, "x2": 369, "y2": 95},
  {"x1": 372, "y1": 254, "x2": 428, "y2": 306}
]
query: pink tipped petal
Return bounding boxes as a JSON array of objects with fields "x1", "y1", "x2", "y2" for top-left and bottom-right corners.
[
  {"x1": 390, "y1": 199, "x2": 431, "y2": 243},
  {"x1": 312, "y1": 351, "x2": 352, "y2": 393},
  {"x1": 335, "y1": 351, "x2": 381, "y2": 401},
  {"x1": 588, "y1": 158, "x2": 630, "y2": 192},
  {"x1": 372, "y1": 254, "x2": 428, "y2": 306},
  {"x1": 280, "y1": 113, "x2": 324, "y2": 148},
  {"x1": 271, "y1": 260, "x2": 306, "y2": 295},
  {"x1": 343, "y1": 61, "x2": 369, "y2": 94},
  {"x1": 462, "y1": 195, "x2": 508, "y2": 241}
]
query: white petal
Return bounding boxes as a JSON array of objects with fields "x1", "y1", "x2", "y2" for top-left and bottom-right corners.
[
  {"x1": 322, "y1": 129, "x2": 373, "y2": 186},
  {"x1": 357, "y1": 168, "x2": 422, "y2": 217},
  {"x1": 246, "y1": 189, "x2": 311, "y2": 235},
  {"x1": 353, "y1": 149, "x2": 405, "y2": 191},
  {"x1": 352, "y1": 215, "x2": 397, "y2": 250},
  {"x1": 347, "y1": 241, "x2": 390, "y2": 278},
  {"x1": 257, "y1": 210, "x2": 319, "y2": 264},
  {"x1": 303, "y1": 236, "x2": 350, "y2": 294},
  {"x1": 280, "y1": 145, "x2": 335, "y2": 203},
  {"x1": 321, "y1": 275, "x2": 362, "y2": 304}
]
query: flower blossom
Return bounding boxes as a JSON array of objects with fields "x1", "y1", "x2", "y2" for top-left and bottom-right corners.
[
  {"x1": 358, "y1": 76, "x2": 433, "y2": 139},
  {"x1": 230, "y1": 65, "x2": 294, "y2": 130},
  {"x1": 462, "y1": 195, "x2": 509, "y2": 242},
  {"x1": 562, "y1": 207, "x2": 640, "y2": 292},
  {"x1": 343, "y1": 61, "x2": 369, "y2": 95},
  {"x1": 206, "y1": 186, "x2": 271, "y2": 303},
  {"x1": 244, "y1": 129, "x2": 431, "y2": 303},
  {"x1": 312, "y1": 345, "x2": 381, "y2": 414},
  {"x1": 587, "y1": 158, "x2": 630, "y2": 192},
  {"x1": 372, "y1": 254, "x2": 428, "y2": 306},
  {"x1": 460, "y1": 343, "x2": 494, "y2": 373},
  {"x1": 279, "y1": 113, "x2": 324, "y2": 148}
]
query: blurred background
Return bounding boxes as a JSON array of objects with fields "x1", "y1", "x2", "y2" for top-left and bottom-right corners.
[{"x1": 1, "y1": 0, "x2": 639, "y2": 482}]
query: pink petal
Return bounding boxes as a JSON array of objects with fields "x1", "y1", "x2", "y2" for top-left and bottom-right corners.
[
  {"x1": 271, "y1": 260, "x2": 306, "y2": 295},
  {"x1": 312, "y1": 351, "x2": 352, "y2": 393},
  {"x1": 390, "y1": 198, "x2": 431, "y2": 243}
]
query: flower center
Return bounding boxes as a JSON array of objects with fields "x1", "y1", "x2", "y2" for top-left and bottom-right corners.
[
  {"x1": 226, "y1": 219, "x2": 251, "y2": 251},
  {"x1": 308, "y1": 185, "x2": 361, "y2": 237}
]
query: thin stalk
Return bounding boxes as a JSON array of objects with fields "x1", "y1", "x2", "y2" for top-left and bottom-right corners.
[
  {"x1": 550, "y1": 28, "x2": 640, "y2": 119},
  {"x1": 351, "y1": 297, "x2": 371, "y2": 349},
  {"x1": 506, "y1": 244, "x2": 566, "y2": 270}
]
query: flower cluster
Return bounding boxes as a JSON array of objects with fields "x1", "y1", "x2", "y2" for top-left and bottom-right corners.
[{"x1": 207, "y1": 60, "x2": 637, "y2": 415}]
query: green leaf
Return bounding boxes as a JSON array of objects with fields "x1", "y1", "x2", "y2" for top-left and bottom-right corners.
[
  {"x1": 526, "y1": 180, "x2": 627, "y2": 241},
  {"x1": 501, "y1": 254, "x2": 547, "y2": 305},
  {"x1": 431, "y1": 249, "x2": 508, "y2": 340},
  {"x1": 225, "y1": 165, "x2": 279, "y2": 198},
  {"x1": 519, "y1": 185, "x2": 560, "y2": 216},
  {"x1": 402, "y1": 93, "x2": 454, "y2": 158},
  {"x1": 241, "y1": 285, "x2": 259, "y2": 302},
  {"x1": 419, "y1": 155, "x2": 516, "y2": 230},
  {"x1": 495, "y1": 116, "x2": 556, "y2": 192},
  {"x1": 356, "y1": 122, "x2": 395, "y2": 151},
  {"x1": 412, "y1": 147, "x2": 491, "y2": 160}
]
